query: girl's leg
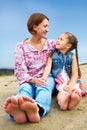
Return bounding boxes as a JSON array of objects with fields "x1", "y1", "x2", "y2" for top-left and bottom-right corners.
[
  {"x1": 68, "y1": 83, "x2": 82, "y2": 110},
  {"x1": 68, "y1": 92, "x2": 81, "y2": 110},
  {"x1": 57, "y1": 91, "x2": 71, "y2": 110},
  {"x1": 35, "y1": 76, "x2": 55, "y2": 117},
  {"x1": 18, "y1": 83, "x2": 40, "y2": 123},
  {"x1": 3, "y1": 96, "x2": 27, "y2": 123}
]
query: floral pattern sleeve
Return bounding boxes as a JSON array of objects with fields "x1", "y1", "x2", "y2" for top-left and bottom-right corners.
[{"x1": 14, "y1": 42, "x2": 32, "y2": 84}]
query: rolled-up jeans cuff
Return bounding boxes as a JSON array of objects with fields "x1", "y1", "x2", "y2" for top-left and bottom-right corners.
[{"x1": 8, "y1": 115, "x2": 15, "y2": 121}]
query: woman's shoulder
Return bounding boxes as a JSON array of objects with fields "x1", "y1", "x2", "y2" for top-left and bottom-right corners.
[
  {"x1": 45, "y1": 39, "x2": 56, "y2": 48},
  {"x1": 16, "y1": 41, "x2": 23, "y2": 46},
  {"x1": 16, "y1": 38, "x2": 28, "y2": 47},
  {"x1": 46, "y1": 39, "x2": 56, "y2": 43}
]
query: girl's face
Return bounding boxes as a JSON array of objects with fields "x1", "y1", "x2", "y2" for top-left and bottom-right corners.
[
  {"x1": 33, "y1": 18, "x2": 49, "y2": 39},
  {"x1": 56, "y1": 33, "x2": 71, "y2": 52}
]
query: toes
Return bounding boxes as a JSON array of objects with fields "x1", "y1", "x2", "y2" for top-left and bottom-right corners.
[
  {"x1": 11, "y1": 96, "x2": 18, "y2": 104},
  {"x1": 18, "y1": 96, "x2": 24, "y2": 105}
]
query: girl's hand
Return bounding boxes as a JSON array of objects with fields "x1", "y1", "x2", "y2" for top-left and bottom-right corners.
[{"x1": 64, "y1": 85, "x2": 71, "y2": 92}]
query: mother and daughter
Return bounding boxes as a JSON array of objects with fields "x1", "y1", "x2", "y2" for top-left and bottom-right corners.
[{"x1": 3, "y1": 13, "x2": 86, "y2": 123}]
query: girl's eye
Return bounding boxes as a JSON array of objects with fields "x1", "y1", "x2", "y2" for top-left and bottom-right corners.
[
  {"x1": 58, "y1": 37, "x2": 63, "y2": 41},
  {"x1": 60, "y1": 38, "x2": 62, "y2": 41}
]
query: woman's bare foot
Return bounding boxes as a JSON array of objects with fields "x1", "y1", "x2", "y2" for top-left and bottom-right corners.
[
  {"x1": 3, "y1": 96, "x2": 27, "y2": 123},
  {"x1": 57, "y1": 92, "x2": 71, "y2": 110},
  {"x1": 18, "y1": 95, "x2": 40, "y2": 123},
  {"x1": 68, "y1": 92, "x2": 81, "y2": 110}
]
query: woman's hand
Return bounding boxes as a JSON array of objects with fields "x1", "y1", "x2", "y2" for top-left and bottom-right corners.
[
  {"x1": 35, "y1": 77, "x2": 46, "y2": 87},
  {"x1": 29, "y1": 77, "x2": 46, "y2": 87}
]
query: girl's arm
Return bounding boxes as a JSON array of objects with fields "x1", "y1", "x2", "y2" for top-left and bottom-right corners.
[
  {"x1": 30, "y1": 53, "x2": 52, "y2": 86},
  {"x1": 42, "y1": 53, "x2": 52, "y2": 81},
  {"x1": 64, "y1": 54, "x2": 78, "y2": 91}
]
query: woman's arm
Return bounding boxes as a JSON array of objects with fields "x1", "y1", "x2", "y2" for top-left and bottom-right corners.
[{"x1": 14, "y1": 43, "x2": 33, "y2": 84}]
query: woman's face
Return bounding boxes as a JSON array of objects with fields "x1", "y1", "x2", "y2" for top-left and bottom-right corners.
[{"x1": 33, "y1": 18, "x2": 49, "y2": 39}]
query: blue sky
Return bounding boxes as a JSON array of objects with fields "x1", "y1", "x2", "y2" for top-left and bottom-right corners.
[{"x1": 0, "y1": 0, "x2": 87, "y2": 68}]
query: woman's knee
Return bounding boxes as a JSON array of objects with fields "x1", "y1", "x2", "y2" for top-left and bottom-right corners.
[
  {"x1": 46, "y1": 76, "x2": 55, "y2": 90},
  {"x1": 18, "y1": 83, "x2": 34, "y2": 98}
]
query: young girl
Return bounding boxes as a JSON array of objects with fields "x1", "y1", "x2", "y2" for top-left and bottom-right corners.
[{"x1": 43, "y1": 32, "x2": 87, "y2": 110}]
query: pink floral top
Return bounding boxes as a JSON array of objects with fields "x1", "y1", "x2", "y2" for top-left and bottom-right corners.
[{"x1": 14, "y1": 39, "x2": 56, "y2": 84}]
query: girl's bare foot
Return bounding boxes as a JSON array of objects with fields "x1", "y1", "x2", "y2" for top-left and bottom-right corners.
[
  {"x1": 18, "y1": 95, "x2": 40, "y2": 123},
  {"x1": 68, "y1": 92, "x2": 81, "y2": 110},
  {"x1": 3, "y1": 96, "x2": 27, "y2": 123},
  {"x1": 57, "y1": 92, "x2": 71, "y2": 110}
]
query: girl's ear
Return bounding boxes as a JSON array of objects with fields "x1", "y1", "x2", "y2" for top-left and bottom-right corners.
[{"x1": 66, "y1": 43, "x2": 72, "y2": 50}]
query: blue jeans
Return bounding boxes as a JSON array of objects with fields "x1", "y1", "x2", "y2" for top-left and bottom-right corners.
[{"x1": 9, "y1": 75, "x2": 55, "y2": 120}]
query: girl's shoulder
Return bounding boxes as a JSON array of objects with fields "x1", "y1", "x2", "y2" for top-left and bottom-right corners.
[{"x1": 66, "y1": 51, "x2": 74, "y2": 57}]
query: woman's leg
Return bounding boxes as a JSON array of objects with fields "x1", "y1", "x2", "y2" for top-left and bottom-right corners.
[
  {"x1": 3, "y1": 96, "x2": 27, "y2": 123},
  {"x1": 35, "y1": 76, "x2": 55, "y2": 117},
  {"x1": 18, "y1": 83, "x2": 40, "y2": 123},
  {"x1": 4, "y1": 82, "x2": 36, "y2": 123}
]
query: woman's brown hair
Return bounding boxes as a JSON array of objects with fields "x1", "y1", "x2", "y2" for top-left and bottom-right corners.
[{"x1": 27, "y1": 13, "x2": 49, "y2": 34}]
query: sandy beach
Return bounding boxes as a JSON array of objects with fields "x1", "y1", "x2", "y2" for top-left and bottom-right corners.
[{"x1": 0, "y1": 64, "x2": 87, "y2": 130}]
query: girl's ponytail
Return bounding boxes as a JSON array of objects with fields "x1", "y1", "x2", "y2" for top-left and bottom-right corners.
[{"x1": 75, "y1": 46, "x2": 82, "y2": 78}]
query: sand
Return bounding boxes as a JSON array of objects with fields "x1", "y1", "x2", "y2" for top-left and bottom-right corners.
[{"x1": 0, "y1": 64, "x2": 87, "y2": 130}]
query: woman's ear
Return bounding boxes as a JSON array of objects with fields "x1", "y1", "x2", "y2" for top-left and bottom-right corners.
[{"x1": 33, "y1": 25, "x2": 37, "y2": 31}]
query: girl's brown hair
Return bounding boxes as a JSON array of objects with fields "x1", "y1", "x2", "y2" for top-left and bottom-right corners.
[
  {"x1": 27, "y1": 13, "x2": 49, "y2": 34},
  {"x1": 64, "y1": 32, "x2": 82, "y2": 78}
]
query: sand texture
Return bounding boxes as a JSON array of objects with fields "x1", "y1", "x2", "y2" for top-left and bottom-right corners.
[{"x1": 0, "y1": 64, "x2": 87, "y2": 130}]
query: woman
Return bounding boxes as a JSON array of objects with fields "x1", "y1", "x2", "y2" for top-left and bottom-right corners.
[{"x1": 3, "y1": 13, "x2": 56, "y2": 123}]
